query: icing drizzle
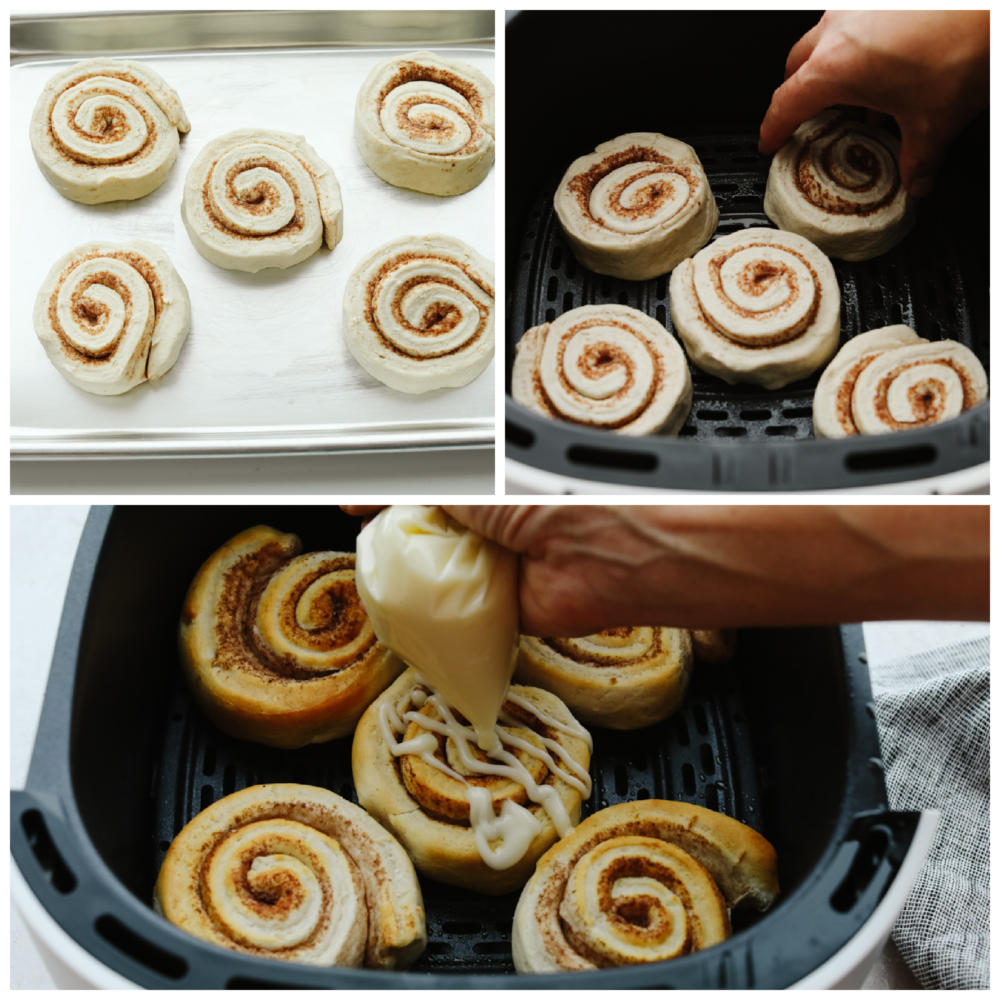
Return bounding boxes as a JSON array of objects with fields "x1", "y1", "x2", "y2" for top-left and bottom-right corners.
[{"x1": 377, "y1": 679, "x2": 592, "y2": 870}]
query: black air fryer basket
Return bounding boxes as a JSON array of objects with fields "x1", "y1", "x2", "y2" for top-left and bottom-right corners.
[
  {"x1": 12, "y1": 506, "x2": 922, "y2": 988},
  {"x1": 505, "y1": 11, "x2": 989, "y2": 492}
]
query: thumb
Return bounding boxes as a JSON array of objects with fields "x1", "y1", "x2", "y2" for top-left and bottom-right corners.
[{"x1": 896, "y1": 123, "x2": 946, "y2": 199}]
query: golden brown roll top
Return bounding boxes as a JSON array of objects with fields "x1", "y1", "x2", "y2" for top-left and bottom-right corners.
[
  {"x1": 515, "y1": 628, "x2": 693, "y2": 729},
  {"x1": 153, "y1": 784, "x2": 426, "y2": 969},
  {"x1": 180, "y1": 525, "x2": 401, "y2": 748},
  {"x1": 512, "y1": 800, "x2": 779, "y2": 973},
  {"x1": 353, "y1": 669, "x2": 593, "y2": 895}
]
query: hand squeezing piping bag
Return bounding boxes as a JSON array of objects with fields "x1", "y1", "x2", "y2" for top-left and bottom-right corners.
[{"x1": 355, "y1": 506, "x2": 519, "y2": 751}]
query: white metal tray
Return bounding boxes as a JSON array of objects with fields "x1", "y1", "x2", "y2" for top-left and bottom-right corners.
[{"x1": 12, "y1": 35, "x2": 495, "y2": 459}]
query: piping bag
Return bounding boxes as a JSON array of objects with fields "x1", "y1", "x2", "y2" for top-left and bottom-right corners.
[{"x1": 355, "y1": 505, "x2": 519, "y2": 752}]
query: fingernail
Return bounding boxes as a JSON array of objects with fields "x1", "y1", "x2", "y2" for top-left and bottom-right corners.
[{"x1": 908, "y1": 175, "x2": 934, "y2": 199}]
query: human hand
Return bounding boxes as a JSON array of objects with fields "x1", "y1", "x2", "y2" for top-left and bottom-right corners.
[{"x1": 758, "y1": 10, "x2": 989, "y2": 197}]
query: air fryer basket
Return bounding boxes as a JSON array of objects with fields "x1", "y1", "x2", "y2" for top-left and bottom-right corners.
[
  {"x1": 12, "y1": 506, "x2": 921, "y2": 988},
  {"x1": 505, "y1": 11, "x2": 989, "y2": 491}
]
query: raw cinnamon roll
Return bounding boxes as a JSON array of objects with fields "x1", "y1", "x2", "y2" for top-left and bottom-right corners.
[
  {"x1": 33, "y1": 239, "x2": 190, "y2": 395},
  {"x1": 29, "y1": 58, "x2": 190, "y2": 204},
  {"x1": 353, "y1": 669, "x2": 593, "y2": 895},
  {"x1": 342, "y1": 234, "x2": 494, "y2": 393},
  {"x1": 515, "y1": 629, "x2": 693, "y2": 730},
  {"x1": 554, "y1": 133, "x2": 719, "y2": 280},
  {"x1": 355, "y1": 50, "x2": 495, "y2": 196},
  {"x1": 813, "y1": 325, "x2": 927, "y2": 438},
  {"x1": 180, "y1": 526, "x2": 401, "y2": 749},
  {"x1": 512, "y1": 800, "x2": 779, "y2": 973},
  {"x1": 670, "y1": 227, "x2": 840, "y2": 389},
  {"x1": 153, "y1": 784, "x2": 426, "y2": 970},
  {"x1": 511, "y1": 304, "x2": 693, "y2": 435},
  {"x1": 850, "y1": 339, "x2": 988, "y2": 436},
  {"x1": 764, "y1": 110, "x2": 916, "y2": 261},
  {"x1": 182, "y1": 128, "x2": 343, "y2": 272}
]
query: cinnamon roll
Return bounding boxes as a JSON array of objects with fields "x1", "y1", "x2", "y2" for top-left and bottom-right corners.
[
  {"x1": 669, "y1": 227, "x2": 840, "y2": 389},
  {"x1": 29, "y1": 58, "x2": 190, "y2": 204},
  {"x1": 342, "y1": 234, "x2": 494, "y2": 393},
  {"x1": 511, "y1": 304, "x2": 693, "y2": 435},
  {"x1": 515, "y1": 629, "x2": 693, "y2": 730},
  {"x1": 154, "y1": 784, "x2": 426, "y2": 970},
  {"x1": 554, "y1": 133, "x2": 719, "y2": 280},
  {"x1": 180, "y1": 526, "x2": 401, "y2": 749},
  {"x1": 813, "y1": 325, "x2": 927, "y2": 438},
  {"x1": 355, "y1": 50, "x2": 495, "y2": 196},
  {"x1": 764, "y1": 110, "x2": 916, "y2": 261},
  {"x1": 512, "y1": 800, "x2": 779, "y2": 973},
  {"x1": 690, "y1": 629, "x2": 738, "y2": 665},
  {"x1": 352, "y1": 669, "x2": 593, "y2": 895},
  {"x1": 850, "y1": 339, "x2": 989, "y2": 436},
  {"x1": 181, "y1": 128, "x2": 344, "y2": 272},
  {"x1": 33, "y1": 239, "x2": 190, "y2": 395}
]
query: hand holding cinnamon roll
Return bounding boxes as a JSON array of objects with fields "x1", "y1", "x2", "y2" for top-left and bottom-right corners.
[
  {"x1": 512, "y1": 800, "x2": 779, "y2": 973},
  {"x1": 554, "y1": 133, "x2": 718, "y2": 280},
  {"x1": 181, "y1": 128, "x2": 343, "y2": 272},
  {"x1": 764, "y1": 111, "x2": 916, "y2": 261},
  {"x1": 670, "y1": 227, "x2": 840, "y2": 389},
  {"x1": 511, "y1": 304, "x2": 692, "y2": 435},
  {"x1": 179, "y1": 526, "x2": 401, "y2": 749},
  {"x1": 154, "y1": 784, "x2": 426, "y2": 970},
  {"x1": 342, "y1": 234, "x2": 494, "y2": 393},
  {"x1": 33, "y1": 239, "x2": 190, "y2": 395},
  {"x1": 29, "y1": 58, "x2": 190, "y2": 204}
]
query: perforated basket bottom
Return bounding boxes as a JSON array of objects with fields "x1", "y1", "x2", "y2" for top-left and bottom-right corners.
[
  {"x1": 508, "y1": 135, "x2": 989, "y2": 443},
  {"x1": 153, "y1": 658, "x2": 762, "y2": 975}
]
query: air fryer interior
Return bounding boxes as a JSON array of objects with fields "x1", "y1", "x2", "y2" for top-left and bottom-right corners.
[
  {"x1": 17, "y1": 507, "x2": 914, "y2": 988},
  {"x1": 505, "y1": 11, "x2": 989, "y2": 491}
]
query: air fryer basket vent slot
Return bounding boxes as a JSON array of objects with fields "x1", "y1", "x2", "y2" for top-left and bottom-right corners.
[{"x1": 21, "y1": 810, "x2": 77, "y2": 895}]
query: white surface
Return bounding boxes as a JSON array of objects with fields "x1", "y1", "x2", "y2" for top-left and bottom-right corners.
[
  {"x1": 9, "y1": 505, "x2": 988, "y2": 988},
  {"x1": 11, "y1": 448, "x2": 496, "y2": 495},
  {"x1": 13, "y1": 46, "x2": 495, "y2": 458}
]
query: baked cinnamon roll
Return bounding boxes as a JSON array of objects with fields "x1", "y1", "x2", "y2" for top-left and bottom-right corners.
[
  {"x1": 33, "y1": 239, "x2": 190, "y2": 395},
  {"x1": 180, "y1": 526, "x2": 401, "y2": 749},
  {"x1": 670, "y1": 227, "x2": 840, "y2": 388},
  {"x1": 342, "y1": 234, "x2": 494, "y2": 393},
  {"x1": 355, "y1": 50, "x2": 495, "y2": 196},
  {"x1": 181, "y1": 128, "x2": 343, "y2": 272},
  {"x1": 154, "y1": 784, "x2": 426, "y2": 970},
  {"x1": 764, "y1": 110, "x2": 916, "y2": 261},
  {"x1": 353, "y1": 669, "x2": 593, "y2": 895},
  {"x1": 512, "y1": 800, "x2": 779, "y2": 973},
  {"x1": 515, "y1": 629, "x2": 693, "y2": 730},
  {"x1": 511, "y1": 304, "x2": 692, "y2": 435},
  {"x1": 29, "y1": 58, "x2": 190, "y2": 204},
  {"x1": 554, "y1": 133, "x2": 719, "y2": 280}
]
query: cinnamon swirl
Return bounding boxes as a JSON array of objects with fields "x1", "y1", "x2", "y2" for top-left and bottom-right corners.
[
  {"x1": 669, "y1": 227, "x2": 840, "y2": 389},
  {"x1": 29, "y1": 58, "x2": 190, "y2": 204},
  {"x1": 154, "y1": 784, "x2": 426, "y2": 970},
  {"x1": 342, "y1": 234, "x2": 494, "y2": 393},
  {"x1": 554, "y1": 133, "x2": 719, "y2": 280},
  {"x1": 515, "y1": 629, "x2": 693, "y2": 730},
  {"x1": 180, "y1": 526, "x2": 401, "y2": 749},
  {"x1": 511, "y1": 304, "x2": 693, "y2": 435},
  {"x1": 355, "y1": 50, "x2": 495, "y2": 196},
  {"x1": 353, "y1": 669, "x2": 593, "y2": 895},
  {"x1": 181, "y1": 128, "x2": 344, "y2": 272},
  {"x1": 850, "y1": 339, "x2": 988, "y2": 436},
  {"x1": 33, "y1": 239, "x2": 190, "y2": 395},
  {"x1": 764, "y1": 110, "x2": 916, "y2": 261},
  {"x1": 512, "y1": 800, "x2": 779, "y2": 973}
]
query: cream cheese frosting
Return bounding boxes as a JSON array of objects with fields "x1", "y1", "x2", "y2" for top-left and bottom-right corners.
[
  {"x1": 342, "y1": 234, "x2": 494, "y2": 393},
  {"x1": 29, "y1": 58, "x2": 190, "y2": 204},
  {"x1": 355, "y1": 50, "x2": 495, "y2": 196},
  {"x1": 33, "y1": 239, "x2": 190, "y2": 395},
  {"x1": 181, "y1": 128, "x2": 344, "y2": 272}
]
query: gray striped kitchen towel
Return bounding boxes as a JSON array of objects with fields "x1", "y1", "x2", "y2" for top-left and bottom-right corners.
[{"x1": 870, "y1": 635, "x2": 990, "y2": 990}]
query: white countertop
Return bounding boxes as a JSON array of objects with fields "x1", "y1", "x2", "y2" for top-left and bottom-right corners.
[{"x1": 10, "y1": 505, "x2": 988, "y2": 988}]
